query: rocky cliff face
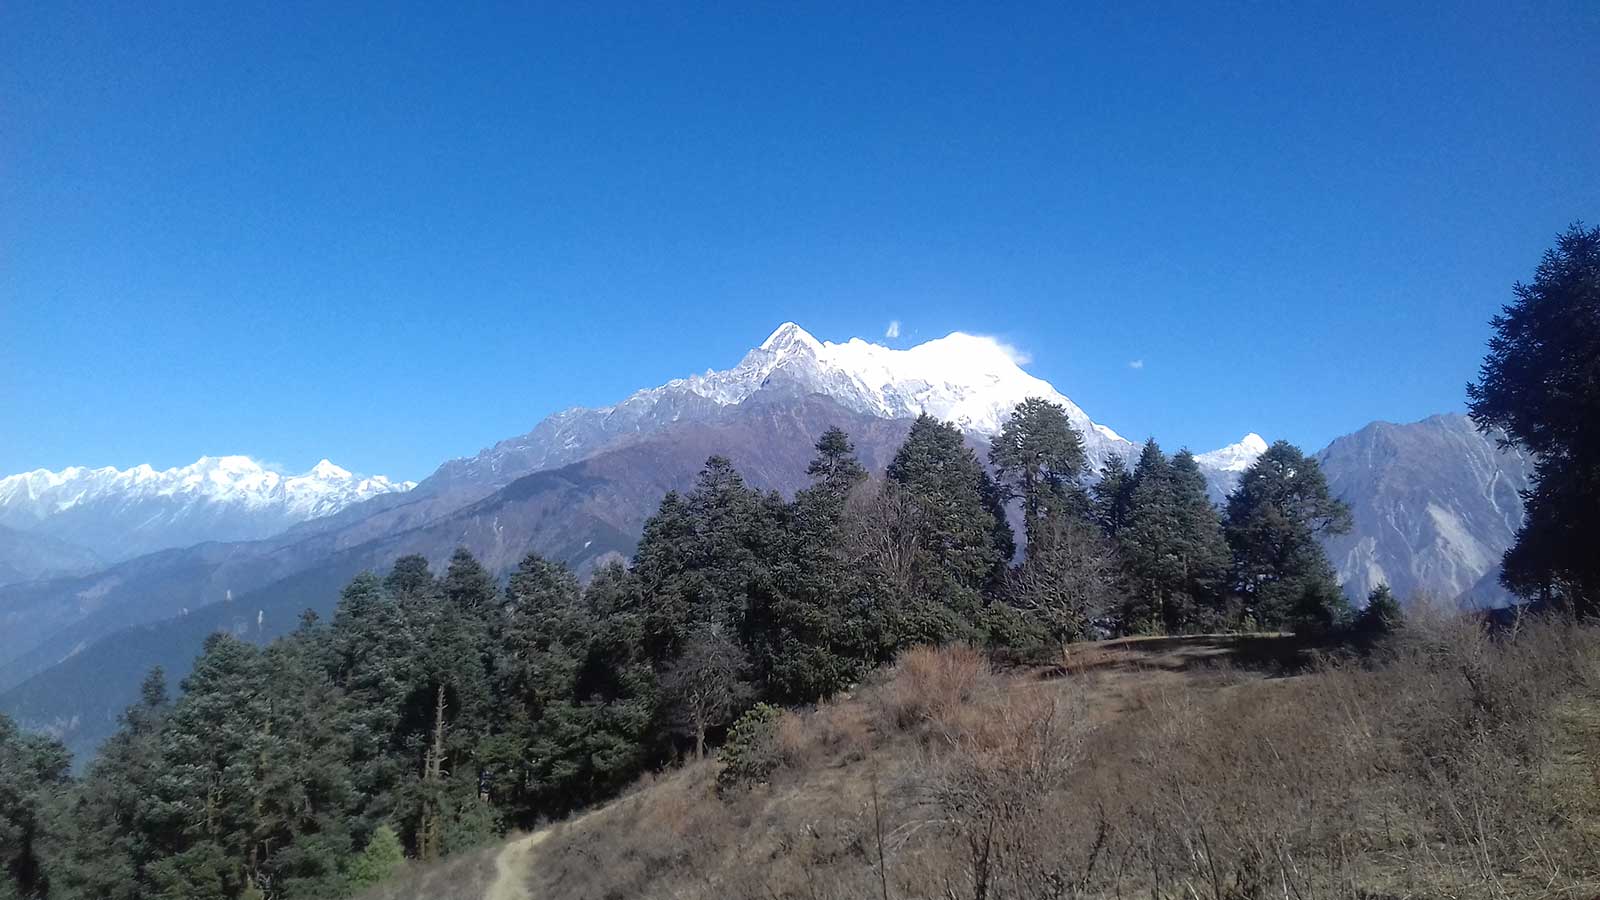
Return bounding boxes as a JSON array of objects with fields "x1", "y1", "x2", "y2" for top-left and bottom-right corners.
[{"x1": 1315, "y1": 414, "x2": 1530, "y2": 607}]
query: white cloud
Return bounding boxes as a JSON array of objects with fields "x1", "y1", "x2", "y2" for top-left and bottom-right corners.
[
  {"x1": 1128, "y1": 359, "x2": 1144, "y2": 370},
  {"x1": 997, "y1": 341, "x2": 1032, "y2": 365},
  {"x1": 884, "y1": 320, "x2": 900, "y2": 339}
]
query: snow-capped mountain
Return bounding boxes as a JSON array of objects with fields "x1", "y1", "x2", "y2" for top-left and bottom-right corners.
[
  {"x1": 428, "y1": 322, "x2": 1264, "y2": 495},
  {"x1": 0, "y1": 456, "x2": 416, "y2": 563},
  {"x1": 1195, "y1": 433, "x2": 1269, "y2": 474}
]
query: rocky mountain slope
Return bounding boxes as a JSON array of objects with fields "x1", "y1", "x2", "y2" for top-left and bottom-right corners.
[
  {"x1": 1316, "y1": 414, "x2": 1531, "y2": 607},
  {"x1": 0, "y1": 456, "x2": 416, "y2": 562},
  {"x1": 0, "y1": 525, "x2": 101, "y2": 587}
]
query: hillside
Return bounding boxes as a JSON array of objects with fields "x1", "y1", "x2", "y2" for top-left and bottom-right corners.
[
  {"x1": 368, "y1": 624, "x2": 1600, "y2": 900},
  {"x1": 0, "y1": 393, "x2": 913, "y2": 760}
]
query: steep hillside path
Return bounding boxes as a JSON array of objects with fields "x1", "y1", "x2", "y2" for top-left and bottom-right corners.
[{"x1": 485, "y1": 809, "x2": 598, "y2": 900}]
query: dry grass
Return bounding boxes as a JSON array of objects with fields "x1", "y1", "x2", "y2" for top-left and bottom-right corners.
[
  {"x1": 383, "y1": 618, "x2": 1600, "y2": 900},
  {"x1": 353, "y1": 841, "x2": 503, "y2": 900}
]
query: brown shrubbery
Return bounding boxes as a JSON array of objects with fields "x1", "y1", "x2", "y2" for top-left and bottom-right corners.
[{"x1": 498, "y1": 615, "x2": 1600, "y2": 900}]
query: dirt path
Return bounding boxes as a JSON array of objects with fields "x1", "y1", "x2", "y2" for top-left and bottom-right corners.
[
  {"x1": 484, "y1": 809, "x2": 598, "y2": 900},
  {"x1": 483, "y1": 829, "x2": 548, "y2": 900}
]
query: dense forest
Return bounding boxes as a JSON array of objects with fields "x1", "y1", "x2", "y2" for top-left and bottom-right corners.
[
  {"x1": 1, "y1": 400, "x2": 1369, "y2": 900},
  {"x1": 2, "y1": 223, "x2": 1593, "y2": 900}
]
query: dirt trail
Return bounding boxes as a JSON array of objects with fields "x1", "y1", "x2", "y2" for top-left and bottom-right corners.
[
  {"x1": 483, "y1": 830, "x2": 547, "y2": 900},
  {"x1": 484, "y1": 809, "x2": 598, "y2": 900}
]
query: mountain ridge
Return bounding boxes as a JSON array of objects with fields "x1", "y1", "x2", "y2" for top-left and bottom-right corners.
[{"x1": 0, "y1": 455, "x2": 417, "y2": 562}]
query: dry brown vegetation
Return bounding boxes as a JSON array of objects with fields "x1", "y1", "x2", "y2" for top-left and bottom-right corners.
[
  {"x1": 354, "y1": 841, "x2": 504, "y2": 900},
  {"x1": 385, "y1": 613, "x2": 1600, "y2": 900}
]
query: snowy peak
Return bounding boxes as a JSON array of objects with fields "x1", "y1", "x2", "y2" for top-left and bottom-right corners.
[
  {"x1": 432, "y1": 322, "x2": 1271, "y2": 495},
  {"x1": 0, "y1": 456, "x2": 416, "y2": 562},
  {"x1": 675, "y1": 325, "x2": 1123, "y2": 446},
  {"x1": 1195, "y1": 433, "x2": 1269, "y2": 473},
  {"x1": 759, "y1": 322, "x2": 824, "y2": 355}
]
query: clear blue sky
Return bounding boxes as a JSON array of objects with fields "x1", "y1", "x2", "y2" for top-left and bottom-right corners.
[{"x1": 3, "y1": 3, "x2": 1596, "y2": 481}]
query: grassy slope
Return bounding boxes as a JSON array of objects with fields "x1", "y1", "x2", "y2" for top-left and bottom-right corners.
[{"x1": 370, "y1": 626, "x2": 1600, "y2": 900}]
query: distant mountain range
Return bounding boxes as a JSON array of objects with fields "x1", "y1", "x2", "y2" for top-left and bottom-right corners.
[
  {"x1": 0, "y1": 323, "x2": 1530, "y2": 761},
  {"x1": 0, "y1": 456, "x2": 416, "y2": 563}
]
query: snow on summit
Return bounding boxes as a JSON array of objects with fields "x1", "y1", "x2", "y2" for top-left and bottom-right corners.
[
  {"x1": 433, "y1": 322, "x2": 1271, "y2": 501},
  {"x1": 0, "y1": 456, "x2": 416, "y2": 561},
  {"x1": 663, "y1": 322, "x2": 1128, "y2": 450}
]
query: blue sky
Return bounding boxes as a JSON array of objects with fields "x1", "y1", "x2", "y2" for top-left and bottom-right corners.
[{"x1": 3, "y1": 3, "x2": 1596, "y2": 481}]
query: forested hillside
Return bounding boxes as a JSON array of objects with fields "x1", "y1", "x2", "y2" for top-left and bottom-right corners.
[{"x1": 1, "y1": 399, "x2": 1368, "y2": 900}]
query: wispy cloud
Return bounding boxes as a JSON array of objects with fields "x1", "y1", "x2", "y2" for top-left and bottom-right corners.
[
  {"x1": 884, "y1": 320, "x2": 901, "y2": 339},
  {"x1": 1128, "y1": 359, "x2": 1144, "y2": 370},
  {"x1": 1001, "y1": 343, "x2": 1032, "y2": 365}
]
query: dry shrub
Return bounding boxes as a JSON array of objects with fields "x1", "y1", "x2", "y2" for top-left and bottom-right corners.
[
  {"x1": 404, "y1": 622, "x2": 1600, "y2": 900},
  {"x1": 876, "y1": 643, "x2": 997, "y2": 732},
  {"x1": 904, "y1": 684, "x2": 1104, "y2": 900}
]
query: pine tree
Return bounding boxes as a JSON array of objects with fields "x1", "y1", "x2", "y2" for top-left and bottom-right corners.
[
  {"x1": 988, "y1": 398, "x2": 1089, "y2": 544},
  {"x1": 1467, "y1": 223, "x2": 1600, "y2": 614},
  {"x1": 574, "y1": 564, "x2": 659, "y2": 799},
  {"x1": 760, "y1": 428, "x2": 874, "y2": 703},
  {"x1": 1169, "y1": 450, "x2": 1233, "y2": 627},
  {"x1": 487, "y1": 552, "x2": 594, "y2": 824},
  {"x1": 633, "y1": 456, "x2": 784, "y2": 669},
  {"x1": 1224, "y1": 441, "x2": 1353, "y2": 631},
  {"x1": 0, "y1": 713, "x2": 70, "y2": 900},
  {"x1": 329, "y1": 570, "x2": 421, "y2": 842},
  {"x1": 406, "y1": 552, "x2": 497, "y2": 861},
  {"x1": 882, "y1": 414, "x2": 1013, "y2": 642},
  {"x1": 1091, "y1": 455, "x2": 1136, "y2": 540},
  {"x1": 148, "y1": 633, "x2": 266, "y2": 899},
  {"x1": 1356, "y1": 584, "x2": 1403, "y2": 637},
  {"x1": 58, "y1": 668, "x2": 171, "y2": 900},
  {"x1": 1119, "y1": 440, "x2": 1184, "y2": 632},
  {"x1": 244, "y1": 618, "x2": 357, "y2": 899},
  {"x1": 807, "y1": 425, "x2": 868, "y2": 494}
]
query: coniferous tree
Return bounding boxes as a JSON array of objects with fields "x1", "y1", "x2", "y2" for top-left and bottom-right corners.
[
  {"x1": 58, "y1": 668, "x2": 171, "y2": 900},
  {"x1": 488, "y1": 553, "x2": 594, "y2": 823},
  {"x1": 1224, "y1": 441, "x2": 1353, "y2": 631},
  {"x1": 1091, "y1": 455, "x2": 1136, "y2": 540},
  {"x1": 988, "y1": 398, "x2": 1089, "y2": 544},
  {"x1": 761, "y1": 428, "x2": 873, "y2": 702},
  {"x1": 0, "y1": 713, "x2": 70, "y2": 900},
  {"x1": 883, "y1": 414, "x2": 1014, "y2": 642},
  {"x1": 1467, "y1": 223, "x2": 1600, "y2": 614},
  {"x1": 1119, "y1": 440, "x2": 1183, "y2": 632},
  {"x1": 633, "y1": 458, "x2": 785, "y2": 669},
  {"x1": 1169, "y1": 449, "x2": 1233, "y2": 627},
  {"x1": 574, "y1": 563, "x2": 659, "y2": 798},
  {"x1": 245, "y1": 617, "x2": 357, "y2": 900},
  {"x1": 1356, "y1": 584, "x2": 1404, "y2": 637},
  {"x1": 405, "y1": 551, "x2": 497, "y2": 861},
  {"x1": 342, "y1": 825, "x2": 403, "y2": 894},
  {"x1": 988, "y1": 400, "x2": 1113, "y2": 646},
  {"x1": 147, "y1": 634, "x2": 266, "y2": 899},
  {"x1": 329, "y1": 570, "x2": 421, "y2": 842}
]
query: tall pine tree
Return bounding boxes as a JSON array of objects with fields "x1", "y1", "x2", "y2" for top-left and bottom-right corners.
[{"x1": 1224, "y1": 440, "x2": 1353, "y2": 631}]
